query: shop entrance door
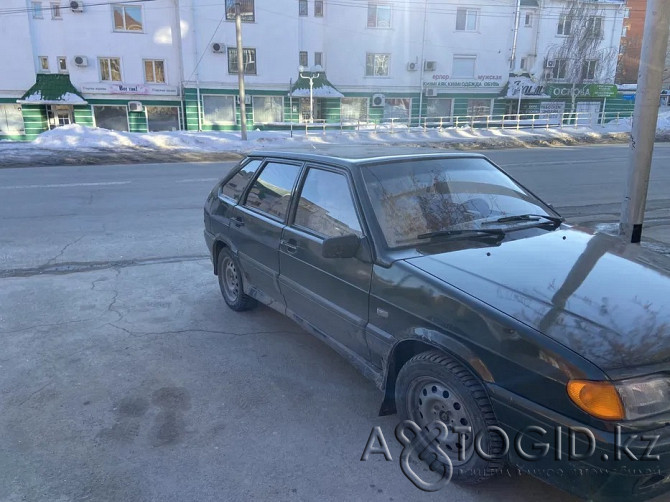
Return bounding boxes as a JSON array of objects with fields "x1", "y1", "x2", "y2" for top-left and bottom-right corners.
[{"x1": 47, "y1": 105, "x2": 74, "y2": 129}]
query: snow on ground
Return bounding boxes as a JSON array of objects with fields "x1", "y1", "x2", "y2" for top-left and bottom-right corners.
[{"x1": 2, "y1": 109, "x2": 670, "y2": 156}]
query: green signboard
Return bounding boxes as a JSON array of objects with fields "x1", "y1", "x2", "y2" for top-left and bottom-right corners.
[{"x1": 547, "y1": 84, "x2": 618, "y2": 99}]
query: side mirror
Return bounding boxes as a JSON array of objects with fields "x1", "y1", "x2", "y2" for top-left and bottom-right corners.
[{"x1": 322, "y1": 234, "x2": 361, "y2": 259}]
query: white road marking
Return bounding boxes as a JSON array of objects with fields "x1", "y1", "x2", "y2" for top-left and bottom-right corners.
[
  {"x1": 175, "y1": 178, "x2": 219, "y2": 183},
  {"x1": 0, "y1": 181, "x2": 131, "y2": 189},
  {"x1": 499, "y1": 156, "x2": 670, "y2": 168}
]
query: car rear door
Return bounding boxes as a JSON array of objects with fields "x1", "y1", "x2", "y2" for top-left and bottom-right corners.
[
  {"x1": 278, "y1": 165, "x2": 372, "y2": 359},
  {"x1": 228, "y1": 159, "x2": 303, "y2": 310},
  {"x1": 209, "y1": 158, "x2": 263, "y2": 237}
]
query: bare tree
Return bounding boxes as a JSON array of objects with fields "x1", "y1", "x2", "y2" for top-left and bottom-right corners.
[{"x1": 544, "y1": 1, "x2": 619, "y2": 111}]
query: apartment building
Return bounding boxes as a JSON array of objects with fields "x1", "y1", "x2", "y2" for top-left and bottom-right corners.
[{"x1": 0, "y1": 0, "x2": 629, "y2": 140}]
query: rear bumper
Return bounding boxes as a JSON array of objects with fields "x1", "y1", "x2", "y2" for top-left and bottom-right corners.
[
  {"x1": 487, "y1": 384, "x2": 670, "y2": 502},
  {"x1": 204, "y1": 229, "x2": 215, "y2": 268}
]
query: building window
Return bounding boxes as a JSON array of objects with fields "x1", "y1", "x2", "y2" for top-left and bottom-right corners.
[
  {"x1": 32, "y1": 2, "x2": 43, "y2": 18},
  {"x1": 299, "y1": 51, "x2": 308, "y2": 67},
  {"x1": 113, "y1": 4, "x2": 143, "y2": 31},
  {"x1": 314, "y1": 52, "x2": 323, "y2": 67},
  {"x1": 586, "y1": 16, "x2": 603, "y2": 38},
  {"x1": 253, "y1": 96, "x2": 283, "y2": 123},
  {"x1": 93, "y1": 105, "x2": 129, "y2": 131},
  {"x1": 51, "y1": 2, "x2": 61, "y2": 19},
  {"x1": 39, "y1": 56, "x2": 49, "y2": 72},
  {"x1": 551, "y1": 58, "x2": 568, "y2": 80},
  {"x1": 467, "y1": 99, "x2": 491, "y2": 117},
  {"x1": 452, "y1": 55, "x2": 476, "y2": 78},
  {"x1": 315, "y1": 0, "x2": 323, "y2": 17},
  {"x1": 225, "y1": 0, "x2": 254, "y2": 22},
  {"x1": 557, "y1": 14, "x2": 572, "y2": 36},
  {"x1": 383, "y1": 98, "x2": 410, "y2": 122},
  {"x1": 0, "y1": 104, "x2": 25, "y2": 135},
  {"x1": 365, "y1": 52, "x2": 390, "y2": 76},
  {"x1": 425, "y1": 98, "x2": 453, "y2": 119},
  {"x1": 203, "y1": 95, "x2": 236, "y2": 125},
  {"x1": 299, "y1": 0, "x2": 308, "y2": 16},
  {"x1": 144, "y1": 59, "x2": 165, "y2": 83},
  {"x1": 99, "y1": 57, "x2": 122, "y2": 81},
  {"x1": 456, "y1": 8, "x2": 477, "y2": 31},
  {"x1": 367, "y1": 3, "x2": 391, "y2": 28},
  {"x1": 146, "y1": 106, "x2": 180, "y2": 132},
  {"x1": 524, "y1": 12, "x2": 532, "y2": 27},
  {"x1": 582, "y1": 60, "x2": 597, "y2": 80},
  {"x1": 340, "y1": 97, "x2": 368, "y2": 122},
  {"x1": 520, "y1": 56, "x2": 533, "y2": 71},
  {"x1": 227, "y1": 47, "x2": 257, "y2": 75},
  {"x1": 57, "y1": 56, "x2": 67, "y2": 72}
]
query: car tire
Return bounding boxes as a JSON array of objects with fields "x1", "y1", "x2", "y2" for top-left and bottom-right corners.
[
  {"x1": 395, "y1": 350, "x2": 505, "y2": 484},
  {"x1": 217, "y1": 247, "x2": 257, "y2": 312}
]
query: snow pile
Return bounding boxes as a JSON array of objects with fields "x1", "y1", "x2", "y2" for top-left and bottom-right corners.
[{"x1": 19, "y1": 110, "x2": 670, "y2": 154}]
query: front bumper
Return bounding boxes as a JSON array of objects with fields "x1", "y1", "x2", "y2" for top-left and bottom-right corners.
[{"x1": 487, "y1": 384, "x2": 670, "y2": 501}]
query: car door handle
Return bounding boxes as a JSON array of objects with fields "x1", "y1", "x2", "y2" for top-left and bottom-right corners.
[
  {"x1": 281, "y1": 238, "x2": 298, "y2": 253},
  {"x1": 232, "y1": 216, "x2": 244, "y2": 227}
]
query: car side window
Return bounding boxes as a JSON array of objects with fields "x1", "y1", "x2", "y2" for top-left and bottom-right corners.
[
  {"x1": 244, "y1": 162, "x2": 302, "y2": 220},
  {"x1": 294, "y1": 168, "x2": 363, "y2": 238},
  {"x1": 220, "y1": 159, "x2": 262, "y2": 201}
]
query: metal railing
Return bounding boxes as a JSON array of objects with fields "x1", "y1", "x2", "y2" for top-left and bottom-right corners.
[{"x1": 286, "y1": 110, "x2": 635, "y2": 136}]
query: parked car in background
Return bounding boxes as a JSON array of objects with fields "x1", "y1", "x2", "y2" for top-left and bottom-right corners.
[{"x1": 204, "y1": 151, "x2": 670, "y2": 502}]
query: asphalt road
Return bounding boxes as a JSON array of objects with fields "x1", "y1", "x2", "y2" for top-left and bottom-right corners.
[{"x1": 2, "y1": 144, "x2": 669, "y2": 502}]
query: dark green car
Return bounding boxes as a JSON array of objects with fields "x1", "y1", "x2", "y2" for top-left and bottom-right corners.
[{"x1": 204, "y1": 151, "x2": 670, "y2": 502}]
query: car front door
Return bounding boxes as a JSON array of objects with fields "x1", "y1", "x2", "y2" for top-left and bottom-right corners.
[
  {"x1": 228, "y1": 160, "x2": 303, "y2": 310},
  {"x1": 278, "y1": 165, "x2": 372, "y2": 359}
]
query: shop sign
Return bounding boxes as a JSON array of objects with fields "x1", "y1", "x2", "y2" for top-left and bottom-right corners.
[
  {"x1": 540, "y1": 101, "x2": 565, "y2": 118},
  {"x1": 506, "y1": 77, "x2": 550, "y2": 98},
  {"x1": 80, "y1": 83, "x2": 179, "y2": 96},
  {"x1": 547, "y1": 84, "x2": 618, "y2": 99},
  {"x1": 425, "y1": 74, "x2": 504, "y2": 89}
]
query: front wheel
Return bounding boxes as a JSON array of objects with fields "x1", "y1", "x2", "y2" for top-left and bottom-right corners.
[
  {"x1": 217, "y1": 248, "x2": 256, "y2": 311},
  {"x1": 395, "y1": 350, "x2": 505, "y2": 484}
]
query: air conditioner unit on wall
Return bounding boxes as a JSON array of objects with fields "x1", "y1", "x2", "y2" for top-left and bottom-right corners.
[
  {"x1": 128, "y1": 101, "x2": 143, "y2": 112},
  {"x1": 424, "y1": 61, "x2": 436, "y2": 72},
  {"x1": 236, "y1": 95, "x2": 252, "y2": 105},
  {"x1": 371, "y1": 94, "x2": 385, "y2": 107},
  {"x1": 70, "y1": 1, "x2": 83, "y2": 12},
  {"x1": 425, "y1": 88, "x2": 437, "y2": 97},
  {"x1": 212, "y1": 43, "x2": 225, "y2": 54},
  {"x1": 407, "y1": 62, "x2": 418, "y2": 71},
  {"x1": 545, "y1": 59, "x2": 556, "y2": 68},
  {"x1": 73, "y1": 55, "x2": 88, "y2": 67}
]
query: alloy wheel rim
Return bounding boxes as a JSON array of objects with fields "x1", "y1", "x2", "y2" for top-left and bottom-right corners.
[{"x1": 407, "y1": 377, "x2": 476, "y2": 466}]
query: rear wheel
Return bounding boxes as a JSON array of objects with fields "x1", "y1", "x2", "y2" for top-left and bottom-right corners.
[
  {"x1": 217, "y1": 248, "x2": 256, "y2": 311},
  {"x1": 395, "y1": 350, "x2": 505, "y2": 484}
]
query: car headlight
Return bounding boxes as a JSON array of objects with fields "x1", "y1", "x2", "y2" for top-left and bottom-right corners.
[{"x1": 568, "y1": 376, "x2": 670, "y2": 421}]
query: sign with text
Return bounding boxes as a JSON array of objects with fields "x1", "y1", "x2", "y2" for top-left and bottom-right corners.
[
  {"x1": 506, "y1": 77, "x2": 550, "y2": 98},
  {"x1": 425, "y1": 74, "x2": 504, "y2": 90},
  {"x1": 547, "y1": 84, "x2": 618, "y2": 99},
  {"x1": 80, "y1": 83, "x2": 179, "y2": 96}
]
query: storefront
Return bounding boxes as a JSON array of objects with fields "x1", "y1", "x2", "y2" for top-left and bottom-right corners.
[
  {"x1": 80, "y1": 82, "x2": 182, "y2": 133},
  {"x1": 15, "y1": 74, "x2": 89, "y2": 140}
]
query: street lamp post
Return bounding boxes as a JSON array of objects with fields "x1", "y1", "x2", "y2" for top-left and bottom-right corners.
[{"x1": 299, "y1": 68, "x2": 320, "y2": 123}]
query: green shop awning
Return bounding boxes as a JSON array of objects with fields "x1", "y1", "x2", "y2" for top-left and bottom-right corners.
[
  {"x1": 290, "y1": 71, "x2": 344, "y2": 98},
  {"x1": 17, "y1": 73, "x2": 87, "y2": 105}
]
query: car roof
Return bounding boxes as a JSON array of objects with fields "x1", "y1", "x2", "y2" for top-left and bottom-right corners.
[{"x1": 247, "y1": 148, "x2": 488, "y2": 169}]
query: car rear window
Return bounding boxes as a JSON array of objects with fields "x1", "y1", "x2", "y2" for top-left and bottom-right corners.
[
  {"x1": 244, "y1": 162, "x2": 302, "y2": 220},
  {"x1": 220, "y1": 159, "x2": 263, "y2": 201}
]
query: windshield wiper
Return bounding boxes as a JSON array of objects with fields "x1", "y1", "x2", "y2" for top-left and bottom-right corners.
[
  {"x1": 481, "y1": 214, "x2": 563, "y2": 226},
  {"x1": 417, "y1": 228, "x2": 506, "y2": 240}
]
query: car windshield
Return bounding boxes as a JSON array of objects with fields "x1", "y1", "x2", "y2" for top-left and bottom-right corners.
[{"x1": 361, "y1": 157, "x2": 554, "y2": 248}]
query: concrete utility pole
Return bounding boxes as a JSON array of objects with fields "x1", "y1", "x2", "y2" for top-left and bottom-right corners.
[
  {"x1": 620, "y1": 0, "x2": 670, "y2": 242},
  {"x1": 298, "y1": 69, "x2": 320, "y2": 123},
  {"x1": 235, "y1": 1, "x2": 248, "y2": 140}
]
